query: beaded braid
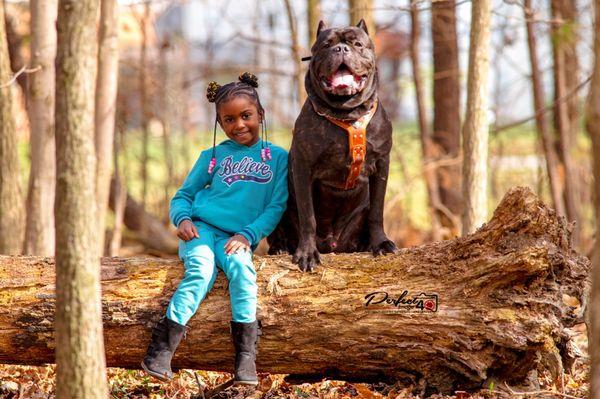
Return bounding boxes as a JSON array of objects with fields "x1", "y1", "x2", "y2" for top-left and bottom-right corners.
[
  {"x1": 261, "y1": 118, "x2": 272, "y2": 161},
  {"x1": 205, "y1": 73, "x2": 270, "y2": 173}
]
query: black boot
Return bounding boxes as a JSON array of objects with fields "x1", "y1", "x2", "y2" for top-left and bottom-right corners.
[
  {"x1": 230, "y1": 320, "x2": 262, "y2": 385},
  {"x1": 141, "y1": 317, "x2": 187, "y2": 381}
]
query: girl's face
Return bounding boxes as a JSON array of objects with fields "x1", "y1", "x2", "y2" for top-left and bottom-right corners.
[{"x1": 217, "y1": 96, "x2": 262, "y2": 147}]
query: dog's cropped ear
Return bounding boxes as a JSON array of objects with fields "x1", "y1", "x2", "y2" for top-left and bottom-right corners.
[
  {"x1": 357, "y1": 18, "x2": 369, "y2": 35},
  {"x1": 316, "y1": 20, "x2": 327, "y2": 38}
]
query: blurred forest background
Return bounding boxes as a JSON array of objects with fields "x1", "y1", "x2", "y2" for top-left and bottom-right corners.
[
  {"x1": 0, "y1": 0, "x2": 598, "y2": 397},
  {"x1": 2, "y1": 0, "x2": 597, "y2": 257}
]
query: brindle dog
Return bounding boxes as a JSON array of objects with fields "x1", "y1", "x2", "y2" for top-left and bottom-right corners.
[{"x1": 268, "y1": 20, "x2": 397, "y2": 271}]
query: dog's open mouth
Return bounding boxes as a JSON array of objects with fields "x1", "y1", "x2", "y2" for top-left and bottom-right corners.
[{"x1": 321, "y1": 64, "x2": 367, "y2": 96}]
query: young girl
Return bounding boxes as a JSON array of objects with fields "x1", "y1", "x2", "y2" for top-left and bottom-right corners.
[{"x1": 141, "y1": 73, "x2": 288, "y2": 385}]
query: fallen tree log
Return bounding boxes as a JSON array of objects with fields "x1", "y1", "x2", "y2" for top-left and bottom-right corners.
[
  {"x1": 0, "y1": 187, "x2": 589, "y2": 394},
  {"x1": 109, "y1": 177, "x2": 178, "y2": 254}
]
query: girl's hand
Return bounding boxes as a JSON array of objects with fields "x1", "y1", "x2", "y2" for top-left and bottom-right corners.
[
  {"x1": 177, "y1": 220, "x2": 199, "y2": 241},
  {"x1": 224, "y1": 234, "x2": 250, "y2": 255}
]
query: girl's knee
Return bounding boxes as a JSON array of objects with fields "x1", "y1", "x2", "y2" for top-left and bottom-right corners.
[{"x1": 225, "y1": 256, "x2": 256, "y2": 283}]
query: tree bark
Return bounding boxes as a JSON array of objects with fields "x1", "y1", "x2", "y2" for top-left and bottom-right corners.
[
  {"x1": 348, "y1": 0, "x2": 375, "y2": 36},
  {"x1": 0, "y1": 1, "x2": 24, "y2": 255},
  {"x1": 54, "y1": 0, "x2": 108, "y2": 397},
  {"x1": 109, "y1": 127, "x2": 127, "y2": 257},
  {"x1": 461, "y1": 0, "x2": 491, "y2": 236},
  {"x1": 409, "y1": 0, "x2": 441, "y2": 242},
  {"x1": 523, "y1": 0, "x2": 566, "y2": 220},
  {"x1": 550, "y1": 0, "x2": 580, "y2": 246},
  {"x1": 0, "y1": 187, "x2": 588, "y2": 395},
  {"x1": 551, "y1": 0, "x2": 579, "y2": 145},
  {"x1": 585, "y1": 1, "x2": 600, "y2": 396},
  {"x1": 307, "y1": 0, "x2": 321, "y2": 46},
  {"x1": 268, "y1": 13, "x2": 282, "y2": 127},
  {"x1": 95, "y1": 0, "x2": 119, "y2": 256},
  {"x1": 24, "y1": 0, "x2": 57, "y2": 257},
  {"x1": 159, "y1": 40, "x2": 174, "y2": 225},
  {"x1": 283, "y1": 0, "x2": 306, "y2": 107},
  {"x1": 3, "y1": 5, "x2": 26, "y2": 93},
  {"x1": 430, "y1": 0, "x2": 462, "y2": 234},
  {"x1": 139, "y1": 2, "x2": 151, "y2": 211}
]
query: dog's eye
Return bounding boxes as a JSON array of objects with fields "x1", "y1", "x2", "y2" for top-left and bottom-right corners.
[{"x1": 355, "y1": 41, "x2": 363, "y2": 48}]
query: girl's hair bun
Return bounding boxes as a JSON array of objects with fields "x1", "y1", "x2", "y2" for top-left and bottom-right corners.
[
  {"x1": 239, "y1": 72, "x2": 258, "y2": 88},
  {"x1": 206, "y1": 81, "x2": 221, "y2": 103}
]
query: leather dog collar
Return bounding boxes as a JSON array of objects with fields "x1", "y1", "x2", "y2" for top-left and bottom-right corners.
[{"x1": 311, "y1": 100, "x2": 378, "y2": 190}]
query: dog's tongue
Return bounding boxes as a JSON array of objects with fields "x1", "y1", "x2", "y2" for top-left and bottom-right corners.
[{"x1": 331, "y1": 70, "x2": 356, "y2": 88}]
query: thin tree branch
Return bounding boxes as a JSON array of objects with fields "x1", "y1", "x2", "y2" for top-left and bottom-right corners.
[
  {"x1": 503, "y1": 382, "x2": 583, "y2": 399},
  {"x1": 493, "y1": 75, "x2": 592, "y2": 133},
  {"x1": 0, "y1": 65, "x2": 41, "y2": 88}
]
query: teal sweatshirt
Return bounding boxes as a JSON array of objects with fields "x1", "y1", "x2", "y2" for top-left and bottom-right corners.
[{"x1": 170, "y1": 139, "x2": 288, "y2": 247}]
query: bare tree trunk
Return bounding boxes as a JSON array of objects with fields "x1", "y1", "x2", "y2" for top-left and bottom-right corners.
[
  {"x1": 410, "y1": 0, "x2": 441, "y2": 242},
  {"x1": 268, "y1": 13, "x2": 281, "y2": 127},
  {"x1": 3, "y1": 6, "x2": 26, "y2": 93},
  {"x1": 307, "y1": 0, "x2": 321, "y2": 46},
  {"x1": 523, "y1": 0, "x2": 566, "y2": 218},
  {"x1": 0, "y1": 1, "x2": 23, "y2": 255},
  {"x1": 109, "y1": 125, "x2": 126, "y2": 257},
  {"x1": 159, "y1": 40, "x2": 174, "y2": 225},
  {"x1": 283, "y1": 0, "x2": 306, "y2": 107},
  {"x1": 252, "y1": 1, "x2": 262, "y2": 70},
  {"x1": 586, "y1": 1, "x2": 600, "y2": 396},
  {"x1": 348, "y1": 0, "x2": 375, "y2": 36},
  {"x1": 179, "y1": 40, "x2": 192, "y2": 172},
  {"x1": 554, "y1": 46, "x2": 580, "y2": 243},
  {"x1": 139, "y1": 2, "x2": 151, "y2": 211},
  {"x1": 461, "y1": 0, "x2": 491, "y2": 236},
  {"x1": 284, "y1": 0, "x2": 306, "y2": 107},
  {"x1": 431, "y1": 0, "x2": 462, "y2": 234},
  {"x1": 551, "y1": 0, "x2": 579, "y2": 144},
  {"x1": 550, "y1": 0, "x2": 580, "y2": 246},
  {"x1": 386, "y1": 58, "x2": 401, "y2": 122},
  {"x1": 24, "y1": 0, "x2": 56, "y2": 256},
  {"x1": 95, "y1": 0, "x2": 119, "y2": 255},
  {"x1": 54, "y1": 0, "x2": 107, "y2": 397}
]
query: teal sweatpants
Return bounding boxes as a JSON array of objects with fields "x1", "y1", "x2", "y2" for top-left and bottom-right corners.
[{"x1": 166, "y1": 221, "x2": 257, "y2": 325}]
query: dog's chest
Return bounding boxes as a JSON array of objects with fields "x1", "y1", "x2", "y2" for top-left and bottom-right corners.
[{"x1": 313, "y1": 125, "x2": 383, "y2": 182}]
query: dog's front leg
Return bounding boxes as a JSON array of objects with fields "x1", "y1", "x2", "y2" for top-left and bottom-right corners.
[
  {"x1": 368, "y1": 154, "x2": 398, "y2": 255},
  {"x1": 290, "y1": 153, "x2": 321, "y2": 272}
]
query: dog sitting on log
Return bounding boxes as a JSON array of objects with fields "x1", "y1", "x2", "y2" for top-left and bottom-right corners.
[{"x1": 268, "y1": 20, "x2": 397, "y2": 271}]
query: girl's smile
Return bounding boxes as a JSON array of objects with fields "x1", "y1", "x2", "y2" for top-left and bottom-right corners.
[{"x1": 218, "y1": 96, "x2": 262, "y2": 146}]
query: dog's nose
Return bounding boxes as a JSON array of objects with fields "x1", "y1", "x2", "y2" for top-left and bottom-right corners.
[{"x1": 333, "y1": 44, "x2": 350, "y2": 53}]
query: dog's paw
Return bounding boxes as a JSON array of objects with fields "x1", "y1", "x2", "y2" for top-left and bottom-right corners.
[
  {"x1": 268, "y1": 246, "x2": 289, "y2": 256},
  {"x1": 371, "y1": 239, "x2": 398, "y2": 256},
  {"x1": 292, "y1": 245, "x2": 321, "y2": 272}
]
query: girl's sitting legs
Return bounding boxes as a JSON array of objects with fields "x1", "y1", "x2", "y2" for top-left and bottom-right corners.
[
  {"x1": 214, "y1": 236, "x2": 261, "y2": 386},
  {"x1": 167, "y1": 230, "x2": 219, "y2": 324},
  {"x1": 214, "y1": 236, "x2": 257, "y2": 322},
  {"x1": 142, "y1": 227, "x2": 218, "y2": 381}
]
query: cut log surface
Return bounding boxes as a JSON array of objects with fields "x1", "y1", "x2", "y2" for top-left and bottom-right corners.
[{"x1": 0, "y1": 187, "x2": 589, "y2": 393}]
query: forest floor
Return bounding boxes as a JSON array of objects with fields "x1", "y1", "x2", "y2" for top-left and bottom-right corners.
[{"x1": 0, "y1": 324, "x2": 590, "y2": 398}]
